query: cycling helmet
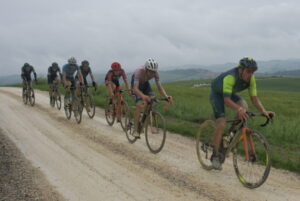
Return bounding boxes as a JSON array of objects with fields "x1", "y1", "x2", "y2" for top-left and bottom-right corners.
[
  {"x1": 81, "y1": 60, "x2": 89, "y2": 66},
  {"x1": 52, "y1": 62, "x2": 58, "y2": 67},
  {"x1": 145, "y1": 58, "x2": 158, "y2": 71},
  {"x1": 238, "y1": 57, "x2": 257, "y2": 70},
  {"x1": 68, "y1": 57, "x2": 77, "y2": 65},
  {"x1": 111, "y1": 62, "x2": 121, "y2": 71},
  {"x1": 24, "y1": 63, "x2": 29, "y2": 67}
]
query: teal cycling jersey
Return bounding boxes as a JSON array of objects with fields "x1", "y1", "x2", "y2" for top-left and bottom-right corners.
[
  {"x1": 211, "y1": 67, "x2": 257, "y2": 97},
  {"x1": 62, "y1": 64, "x2": 79, "y2": 79}
]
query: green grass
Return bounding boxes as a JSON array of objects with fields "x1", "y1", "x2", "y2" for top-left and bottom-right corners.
[{"x1": 8, "y1": 77, "x2": 300, "y2": 173}]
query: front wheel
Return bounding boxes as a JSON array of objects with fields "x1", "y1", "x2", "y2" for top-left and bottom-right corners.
[
  {"x1": 124, "y1": 107, "x2": 137, "y2": 144},
  {"x1": 195, "y1": 120, "x2": 216, "y2": 170},
  {"x1": 145, "y1": 111, "x2": 166, "y2": 154},
  {"x1": 233, "y1": 130, "x2": 271, "y2": 189},
  {"x1": 119, "y1": 101, "x2": 129, "y2": 131},
  {"x1": 64, "y1": 96, "x2": 72, "y2": 120},
  {"x1": 86, "y1": 94, "x2": 96, "y2": 118},
  {"x1": 56, "y1": 92, "x2": 62, "y2": 110},
  {"x1": 73, "y1": 97, "x2": 83, "y2": 124},
  {"x1": 22, "y1": 88, "x2": 28, "y2": 105},
  {"x1": 29, "y1": 88, "x2": 35, "y2": 106},
  {"x1": 105, "y1": 98, "x2": 115, "y2": 126}
]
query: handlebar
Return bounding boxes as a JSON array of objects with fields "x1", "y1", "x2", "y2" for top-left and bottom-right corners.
[{"x1": 227, "y1": 112, "x2": 274, "y2": 127}]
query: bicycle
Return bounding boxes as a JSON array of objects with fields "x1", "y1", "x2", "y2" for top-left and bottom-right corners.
[
  {"x1": 78, "y1": 85, "x2": 96, "y2": 119},
  {"x1": 63, "y1": 86, "x2": 83, "y2": 124},
  {"x1": 124, "y1": 97, "x2": 169, "y2": 154},
  {"x1": 196, "y1": 112, "x2": 274, "y2": 188},
  {"x1": 105, "y1": 88, "x2": 130, "y2": 131},
  {"x1": 22, "y1": 80, "x2": 35, "y2": 106},
  {"x1": 50, "y1": 81, "x2": 61, "y2": 110}
]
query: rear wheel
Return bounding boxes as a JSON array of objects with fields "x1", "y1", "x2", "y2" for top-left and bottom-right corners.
[
  {"x1": 86, "y1": 94, "x2": 96, "y2": 118},
  {"x1": 124, "y1": 107, "x2": 137, "y2": 143},
  {"x1": 105, "y1": 98, "x2": 115, "y2": 126},
  {"x1": 196, "y1": 120, "x2": 215, "y2": 170},
  {"x1": 145, "y1": 111, "x2": 166, "y2": 154},
  {"x1": 233, "y1": 130, "x2": 271, "y2": 188}
]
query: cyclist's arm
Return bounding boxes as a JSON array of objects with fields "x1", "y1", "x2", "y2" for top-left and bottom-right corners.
[
  {"x1": 223, "y1": 75, "x2": 241, "y2": 111},
  {"x1": 77, "y1": 69, "x2": 84, "y2": 83},
  {"x1": 63, "y1": 72, "x2": 67, "y2": 85},
  {"x1": 156, "y1": 81, "x2": 168, "y2": 98},
  {"x1": 89, "y1": 70, "x2": 96, "y2": 82},
  {"x1": 121, "y1": 71, "x2": 130, "y2": 91}
]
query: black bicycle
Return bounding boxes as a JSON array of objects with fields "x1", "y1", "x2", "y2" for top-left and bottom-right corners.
[
  {"x1": 124, "y1": 97, "x2": 169, "y2": 154},
  {"x1": 63, "y1": 86, "x2": 83, "y2": 124},
  {"x1": 50, "y1": 81, "x2": 61, "y2": 110},
  {"x1": 22, "y1": 80, "x2": 35, "y2": 106},
  {"x1": 78, "y1": 85, "x2": 96, "y2": 119}
]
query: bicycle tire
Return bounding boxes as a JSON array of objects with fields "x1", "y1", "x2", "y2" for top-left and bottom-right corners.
[
  {"x1": 73, "y1": 97, "x2": 83, "y2": 124},
  {"x1": 195, "y1": 120, "x2": 215, "y2": 170},
  {"x1": 145, "y1": 111, "x2": 166, "y2": 154},
  {"x1": 56, "y1": 92, "x2": 62, "y2": 110},
  {"x1": 22, "y1": 88, "x2": 28, "y2": 105},
  {"x1": 29, "y1": 88, "x2": 35, "y2": 106},
  {"x1": 233, "y1": 130, "x2": 271, "y2": 188},
  {"x1": 119, "y1": 101, "x2": 129, "y2": 131},
  {"x1": 86, "y1": 94, "x2": 96, "y2": 119},
  {"x1": 64, "y1": 96, "x2": 72, "y2": 120},
  {"x1": 124, "y1": 107, "x2": 137, "y2": 143},
  {"x1": 105, "y1": 97, "x2": 115, "y2": 126}
]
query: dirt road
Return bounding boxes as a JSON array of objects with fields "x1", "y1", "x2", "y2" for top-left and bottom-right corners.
[{"x1": 0, "y1": 87, "x2": 299, "y2": 201}]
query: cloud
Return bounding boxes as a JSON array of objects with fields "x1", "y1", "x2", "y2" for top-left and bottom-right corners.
[{"x1": 1, "y1": 0, "x2": 300, "y2": 75}]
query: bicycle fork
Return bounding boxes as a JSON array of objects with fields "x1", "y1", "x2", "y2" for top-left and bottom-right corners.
[{"x1": 242, "y1": 128, "x2": 256, "y2": 161}]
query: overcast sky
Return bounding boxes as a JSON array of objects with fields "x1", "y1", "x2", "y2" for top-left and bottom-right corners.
[{"x1": 1, "y1": 0, "x2": 300, "y2": 75}]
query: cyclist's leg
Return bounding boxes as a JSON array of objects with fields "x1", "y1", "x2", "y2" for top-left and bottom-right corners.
[{"x1": 210, "y1": 91, "x2": 226, "y2": 170}]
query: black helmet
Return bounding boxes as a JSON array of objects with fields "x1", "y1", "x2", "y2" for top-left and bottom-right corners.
[
  {"x1": 52, "y1": 62, "x2": 58, "y2": 67},
  {"x1": 238, "y1": 57, "x2": 258, "y2": 70},
  {"x1": 81, "y1": 60, "x2": 89, "y2": 66},
  {"x1": 24, "y1": 63, "x2": 29, "y2": 67}
]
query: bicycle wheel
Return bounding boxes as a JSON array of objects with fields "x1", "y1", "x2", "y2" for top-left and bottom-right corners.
[
  {"x1": 195, "y1": 120, "x2": 215, "y2": 170},
  {"x1": 105, "y1": 98, "x2": 115, "y2": 126},
  {"x1": 73, "y1": 97, "x2": 83, "y2": 124},
  {"x1": 119, "y1": 101, "x2": 128, "y2": 131},
  {"x1": 124, "y1": 107, "x2": 137, "y2": 143},
  {"x1": 64, "y1": 96, "x2": 72, "y2": 120},
  {"x1": 86, "y1": 94, "x2": 96, "y2": 119},
  {"x1": 29, "y1": 88, "x2": 35, "y2": 106},
  {"x1": 233, "y1": 130, "x2": 271, "y2": 188},
  {"x1": 145, "y1": 111, "x2": 166, "y2": 154},
  {"x1": 50, "y1": 94, "x2": 55, "y2": 107},
  {"x1": 22, "y1": 88, "x2": 28, "y2": 104},
  {"x1": 56, "y1": 92, "x2": 62, "y2": 110}
]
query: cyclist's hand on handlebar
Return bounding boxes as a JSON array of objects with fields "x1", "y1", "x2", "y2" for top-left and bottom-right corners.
[
  {"x1": 262, "y1": 111, "x2": 275, "y2": 119},
  {"x1": 166, "y1": 96, "x2": 173, "y2": 104},
  {"x1": 142, "y1": 95, "x2": 151, "y2": 103},
  {"x1": 92, "y1": 81, "x2": 97, "y2": 87},
  {"x1": 237, "y1": 108, "x2": 249, "y2": 121}
]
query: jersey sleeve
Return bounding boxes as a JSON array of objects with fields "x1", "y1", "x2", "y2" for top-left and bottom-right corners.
[
  {"x1": 248, "y1": 75, "x2": 257, "y2": 96},
  {"x1": 222, "y1": 75, "x2": 235, "y2": 97},
  {"x1": 106, "y1": 72, "x2": 112, "y2": 81},
  {"x1": 155, "y1": 71, "x2": 160, "y2": 83}
]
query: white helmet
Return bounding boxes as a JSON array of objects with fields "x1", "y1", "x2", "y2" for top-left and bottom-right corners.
[
  {"x1": 145, "y1": 58, "x2": 158, "y2": 71},
  {"x1": 68, "y1": 57, "x2": 77, "y2": 65}
]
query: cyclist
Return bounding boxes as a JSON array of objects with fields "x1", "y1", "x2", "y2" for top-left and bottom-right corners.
[
  {"x1": 62, "y1": 57, "x2": 83, "y2": 102},
  {"x1": 105, "y1": 61, "x2": 131, "y2": 101},
  {"x1": 21, "y1": 63, "x2": 37, "y2": 89},
  {"x1": 47, "y1": 62, "x2": 62, "y2": 103},
  {"x1": 76, "y1": 60, "x2": 97, "y2": 89},
  {"x1": 131, "y1": 58, "x2": 173, "y2": 138},
  {"x1": 209, "y1": 57, "x2": 275, "y2": 170}
]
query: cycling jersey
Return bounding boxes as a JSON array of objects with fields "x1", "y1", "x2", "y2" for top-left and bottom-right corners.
[
  {"x1": 75, "y1": 66, "x2": 92, "y2": 85},
  {"x1": 62, "y1": 64, "x2": 79, "y2": 80},
  {"x1": 131, "y1": 66, "x2": 160, "y2": 102},
  {"x1": 210, "y1": 67, "x2": 257, "y2": 118},
  {"x1": 105, "y1": 69, "x2": 127, "y2": 87},
  {"x1": 47, "y1": 66, "x2": 61, "y2": 84},
  {"x1": 21, "y1": 65, "x2": 36, "y2": 81}
]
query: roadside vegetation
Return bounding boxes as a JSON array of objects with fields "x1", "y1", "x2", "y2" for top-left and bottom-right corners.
[{"x1": 9, "y1": 76, "x2": 300, "y2": 173}]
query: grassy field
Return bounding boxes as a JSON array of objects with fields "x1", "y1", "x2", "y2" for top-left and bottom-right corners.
[{"x1": 8, "y1": 76, "x2": 300, "y2": 173}]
